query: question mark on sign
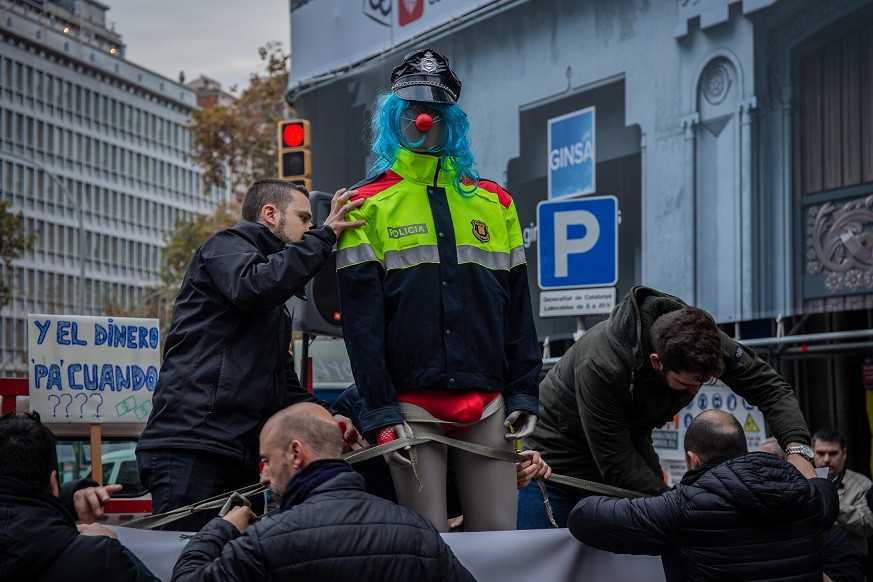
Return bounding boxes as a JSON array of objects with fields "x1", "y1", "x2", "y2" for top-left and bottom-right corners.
[
  {"x1": 48, "y1": 394, "x2": 61, "y2": 418},
  {"x1": 61, "y1": 394, "x2": 73, "y2": 418},
  {"x1": 75, "y1": 393, "x2": 88, "y2": 418},
  {"x1": 90, "y1": 393, "x2": 103, "y2": 417}
]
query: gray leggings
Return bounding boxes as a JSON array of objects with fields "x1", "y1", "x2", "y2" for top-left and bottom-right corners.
[{"x1": 389, "y1": 401, "x2": 517, "y2": 532}]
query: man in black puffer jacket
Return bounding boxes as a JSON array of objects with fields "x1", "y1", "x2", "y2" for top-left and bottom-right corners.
[
  {"x1": 172, "y1": 403, "x2": 476, "y2": 582},
  {"x1": 0, "y1": 412, "x2": 159, "y2": 582},
  {"x1": 568, "y1": 410, "x2": 838, "y2": 581}
]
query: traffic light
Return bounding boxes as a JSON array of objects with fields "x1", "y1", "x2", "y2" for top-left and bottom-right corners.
[
  {"x1": 278, "y1": 119, "x2": 311, "y2": 190},
  {"x1": 286, "y1": 190, "x2": 343, "y2": 338}
]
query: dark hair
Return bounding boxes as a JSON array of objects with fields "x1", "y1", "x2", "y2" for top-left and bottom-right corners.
[
  {"x1": 812, "y1": 427, "x2": 846, "y2": 449},
  {"x1": 0, "y1": 411, "x2": 58, "y2": 493},
  {"x1": 241, "y1": 179, "x2": 308, "y2": 222},
  {"x1": 649, "y1": 307, "x2": 725, "y2": 379},
  {"x1": 684, "y1": 410, "x2": 747, "y2": 463}
]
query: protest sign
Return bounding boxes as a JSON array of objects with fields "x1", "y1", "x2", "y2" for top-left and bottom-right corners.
[{"x1": 28, "y1": 315, "x2": 160, "y2": 423}]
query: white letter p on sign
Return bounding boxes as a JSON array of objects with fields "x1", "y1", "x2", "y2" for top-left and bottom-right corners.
[{"x1": 554, "y1": 210, "x2": 599, "y2": 277}]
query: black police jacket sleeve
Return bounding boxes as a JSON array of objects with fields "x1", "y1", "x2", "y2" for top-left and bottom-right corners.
[
  {"x1": 337, "y1": 259, "x2": 404, "y2": 434},
  {"x1": 202, "y1": 225, "x2": 336, "y2": 312},
  {"x1": 502, "y1": 259, "x2": 542, "y2": 416}
]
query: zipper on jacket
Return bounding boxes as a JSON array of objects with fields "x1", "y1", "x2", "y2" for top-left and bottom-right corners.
[{"x1": 432, "y1": 157, "x2": 442, "y2": 187}]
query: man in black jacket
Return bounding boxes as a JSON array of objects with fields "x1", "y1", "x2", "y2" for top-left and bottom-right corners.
[
  {"x1": 568, "y1": 410, "x2": 838, "y2": 581},
  {"x1": 136, "y1": 180, "x2": 364, "y2": 530},
  {"x1": 172, "y1": 403, "x2": 476, "y2": 581},
  {"x1": 0, "y1": 411, "x2": 159, "y2": 581}
]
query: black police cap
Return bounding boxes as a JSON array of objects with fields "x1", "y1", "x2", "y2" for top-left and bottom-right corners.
[{"x1": 390, "y1": 49, "x2": 462, "y2": 104}]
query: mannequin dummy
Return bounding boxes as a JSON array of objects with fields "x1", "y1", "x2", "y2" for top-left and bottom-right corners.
[{"x1": 336, "y1": 49, "x2": 542, "y2": 532}]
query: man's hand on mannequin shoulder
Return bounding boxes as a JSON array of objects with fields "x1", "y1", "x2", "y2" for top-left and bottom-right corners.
[{"x1": 323, "y1": 188, "x2": 365, "y2": 237}]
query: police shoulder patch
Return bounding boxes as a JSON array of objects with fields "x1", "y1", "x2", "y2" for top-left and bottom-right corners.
[{"x1": 471, "y1": 219, "x2": 490, "y2": 243}]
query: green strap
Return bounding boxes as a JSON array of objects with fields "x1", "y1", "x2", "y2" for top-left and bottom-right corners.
[
  {"x1": 343, "y1": 432, "x2": 650, "y2": 500},
  {"x1": 122, "y1": 483, "x2": 266, "y2": 530},
  {"x1": 122, "y1": 411, "x2": 649, "y2": 530}
]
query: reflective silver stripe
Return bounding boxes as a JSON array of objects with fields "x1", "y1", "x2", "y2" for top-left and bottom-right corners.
[
  {"x1": 456, "y1": 245, "x2": 510, "y2": 270},
  {"x1": 337, "y1": 244, "x2": 380, "y2": 269},
  {"x1": 510, "y1": 246, "x2": 527, "y2": 269},
  {"x1": 384, "y1": 245, "x2": 440, "y2": 270}
]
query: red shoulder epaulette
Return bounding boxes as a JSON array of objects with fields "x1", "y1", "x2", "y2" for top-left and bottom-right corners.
[{"x1": 349, "y1": 170, "x2": 403, "y2": 202}]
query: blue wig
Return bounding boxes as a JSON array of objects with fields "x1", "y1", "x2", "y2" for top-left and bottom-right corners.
[{"x1": 369, "y1": 92, "x2": 479, "y2": 196}]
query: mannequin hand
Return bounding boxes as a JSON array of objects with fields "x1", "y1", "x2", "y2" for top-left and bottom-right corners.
[
  {"x1": 504, "y1": 410, "x2": 537, "y2": 441},
  {"x1": 380, "y1": 424, "x2": 412, "y2": 468}
]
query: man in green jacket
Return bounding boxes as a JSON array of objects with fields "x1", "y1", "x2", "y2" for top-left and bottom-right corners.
[{"x1": 519, "y1": 286, "x2": 816, "y2": 529}]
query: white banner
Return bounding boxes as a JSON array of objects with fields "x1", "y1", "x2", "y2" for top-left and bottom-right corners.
[
  {"x1": 28, "y1": 315, "x2": 160, "y2": 423},
  {"x1": 113, "y1": 525, "x2": 665, "y2": 582}
]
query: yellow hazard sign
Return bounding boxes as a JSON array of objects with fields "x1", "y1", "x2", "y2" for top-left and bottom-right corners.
[{"x1": 743, "y1": 413, "x2": 760, "y2": 432}]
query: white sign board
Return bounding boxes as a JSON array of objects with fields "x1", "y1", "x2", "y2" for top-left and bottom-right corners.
[
  {"x1": 539, "y1": 287, "x2": 616, "y2": 317},
  {"x1": 28, "y1": 315, "x2": 160, "y2": 423},
  {"x1": 653, "y1": 380, "x2": 767, "y2": 486}
]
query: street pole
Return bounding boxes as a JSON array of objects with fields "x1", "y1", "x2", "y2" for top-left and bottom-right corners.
[{"x1": 0, "y1": 151, "x2": 86, "y2": 314}]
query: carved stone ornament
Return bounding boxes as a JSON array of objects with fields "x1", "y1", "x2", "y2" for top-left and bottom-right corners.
[
  {"x1": 702, "y1": 63, "x2": 731, "y2": 105},
  {"x1": 806, "y1": 195, "x2": 873, "y2": 294}
]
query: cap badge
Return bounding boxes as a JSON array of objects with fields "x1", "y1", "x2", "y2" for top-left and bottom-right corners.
[{"x1": 419, "y1": 54, "x2": 438, "y2": 73}]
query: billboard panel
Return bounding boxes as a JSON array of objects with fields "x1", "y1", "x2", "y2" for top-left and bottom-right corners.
[{"x1": 290, "y1": 0, "x2": 504, "y2": 90}]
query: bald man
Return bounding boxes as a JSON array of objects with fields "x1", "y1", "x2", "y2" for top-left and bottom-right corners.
[
  {"x1": 172, "y1": 403, "x2": 475, "y2": 582},
  {"x1": 569, "y1": 410, "x2": 838, "y2": 581}
]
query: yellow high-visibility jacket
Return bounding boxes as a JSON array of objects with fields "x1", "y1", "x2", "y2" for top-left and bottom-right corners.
[{"x1": 337, "y1": 148, "x2": 541, "y2": 434}]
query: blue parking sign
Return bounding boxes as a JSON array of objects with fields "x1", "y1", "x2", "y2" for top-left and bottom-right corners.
[
  {"x1": 538, "y1": 196, "x2": 617, "y2": 289},
  {"x1": 548, "y1": 107, "x2": 595, "y2": 199}
]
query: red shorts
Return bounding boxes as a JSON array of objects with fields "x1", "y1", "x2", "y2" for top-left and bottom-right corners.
[{"x1": 398, "y1": 389, "x2": 500, "y2": 437}]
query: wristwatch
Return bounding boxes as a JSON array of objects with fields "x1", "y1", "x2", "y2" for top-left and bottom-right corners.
[{"x1": 785, "y1": 444, "x2": 814, "y2": 461}]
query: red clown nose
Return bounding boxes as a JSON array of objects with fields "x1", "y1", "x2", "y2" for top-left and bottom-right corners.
[{"x1": 415, "y1": 112, "x2": 434, "y2": 132}]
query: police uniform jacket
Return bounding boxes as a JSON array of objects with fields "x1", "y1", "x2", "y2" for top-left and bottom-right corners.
[
  {"x1": 137, "y1": 221, "x2": 334, "y2": 469},
  {"x1": 337, "y1": 148, "x2": 541, "y2": 434},
  {"x1": 525, "y1": 286, "x2": 811, "y2": 495}
]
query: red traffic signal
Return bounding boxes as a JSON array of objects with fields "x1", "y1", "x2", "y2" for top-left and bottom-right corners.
[
  {"x1": 280, "y1": 120, "x2": 309, "y2": 148},
  {"x1": 278, "y1": 119, "x2": 311, "y2": 183}
]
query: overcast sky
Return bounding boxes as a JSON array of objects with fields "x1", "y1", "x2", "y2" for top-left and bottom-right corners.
[{"x1": 107, "y1": 0, "x2": 289, "y2": 93}]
